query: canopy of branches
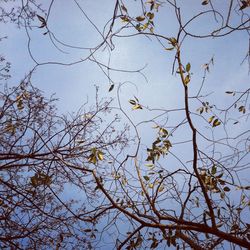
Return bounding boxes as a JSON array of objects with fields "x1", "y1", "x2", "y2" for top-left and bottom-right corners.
[{"x1": 0, "y1": 0, "x2": 250, "y2": 249}]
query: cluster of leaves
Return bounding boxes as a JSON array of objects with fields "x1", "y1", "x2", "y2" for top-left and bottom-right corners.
[
  {"x1": 146, "y1": 126, "x2": 172, "y2": 164},
  {"x1": 120, "y1": 0, "x2": 161, "y2": 33},
  {"x1": 88, "y1": 147, "x2": 104, "y2": 164},
  {"x1": 134, "y1": 11, "x2": 155, "y2": 33},
  {"x1": 199, "y1": 167, "x2": 229, "y2": 197},
  {"x1": 129, "y1": 96, "x2": 143, "y2": 110},
  {"x1": 30, "y1": 171, "x2": 52, "y2": 188},
  {"x1": 196, "y1": 101, "x2": 222, "y2": 127},
  {"x1": 165, "y1": 37, "x2": 178, "y2": 51},
  {"x1": 183, "y1": 62, "x2": 191, "y2": 85},
  {"x1": 226, "y1": 91, "x2": 247, "y2": 115}
]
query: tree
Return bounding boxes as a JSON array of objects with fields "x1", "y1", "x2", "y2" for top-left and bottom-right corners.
[
  {"x1": 1, "y1": 0, "x2": 250, "y2": 249},
  {"x1": 0, "y1": 78, "x2": 129, "y2": 248}
]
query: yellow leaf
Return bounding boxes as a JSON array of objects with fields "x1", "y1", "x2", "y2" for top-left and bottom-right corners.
[
  {"x1": 212, "y1": 119, "x2": 221, "y2": 127},
  {"x1": 142, "y1": 22, "x2": 149, "y2": 30},
  {"x1": 158, "y1": 185, "x2": 164, "y2": 192},
  {"x1": 145, "y1": 163, "x2": 154, "y2": 168},
  {"x1": 88, "y1": 154, "x2": 97, "y2": 164},
  {"x1": 186, "y1": 63, "x2": 191, "y2": 72},
  {"x1": 97, "y1": 151, "x2": 104, "y2": 161},
  {"x1": 208, "y1": 116, "x2": 215, "y2": 123},
  {"x1": 122, "y1": 178, "x2": 127, "y2": 186},
  {"x1": 132, "y1": 104, "x2": 143, "y2": 110},
  {"x1": 184, "y1": 75, "x2": 190, "y2": 85},
  {"x1": 169, "y1": 37, "x2": 177, "y2": 46}
]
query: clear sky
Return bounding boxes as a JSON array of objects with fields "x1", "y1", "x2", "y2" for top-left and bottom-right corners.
[{"x1": 1, "y1": 1, "x2": 249, "y2": 111}]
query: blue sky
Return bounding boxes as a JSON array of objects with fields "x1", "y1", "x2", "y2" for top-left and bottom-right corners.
[{"x1": 1, "y1": 0, "x2": 249, "y2": 114}]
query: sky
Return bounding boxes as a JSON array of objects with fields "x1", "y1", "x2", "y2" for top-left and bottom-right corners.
[{"x1": 1, "y1": 0, "x2": 250, "y2": 249}]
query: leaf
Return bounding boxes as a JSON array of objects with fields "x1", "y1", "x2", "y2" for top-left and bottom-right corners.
[
  {"x1": 208, "y1": 116, "x2": 215, "y2": 123},
  {"x1": 238, "y1": 106, "x2": 246, "y2": 114},
  {"x1": 216, "y1": 173, "x2": 223, "y2": 179},
  {"x1": 219, "y1": 179, "x2": 225, "y2": 186},
  {"x1": 147, "y1": 12, "x2": 154, "y2": 20},
  {"x1": 223, "y1": 186, "x2": 230, "y2": 192},
  {"x1": 220, "y1": 192, "x2": 225, "y2": 199},
  {"x1": 88, "y1": 154, "x2": 97, "y2": 164},
  {"x1": 108, "y1": 84, "x2": 114, "y2": 92},
  {"x1": 37, "y1": 14, "x2": 46, "y2": 23},
  {"x1": 211, "y1": 165, "x2": 217, "y2": 175},
  {"x1": 203, "y1": 63, "x2": 209, "y2": 72},
  {"x1": 121, "y1": 16, "x2": 129, "y2": 22},
  {"x1": 165, "y1": 47, "x2": 174, "y2": 51},
  {"x1": 143, "y1": 176, "x2": 150, "y2": 181},
  {"x1": 142, "y1": 22, "x2": 149, "y2": 31},
  {"x1": 5, "y1": 122, "x2": 15, "y2": 134},
  {"x1": 202, "y1": 0, "x2": 209, "y2": 5},
  {"x1": 37, "y1": 15, "x2": 46, "y2": 28},
  {"x1": 132, "y1": 104, "x2": 143, "y2": 110},
  {"x1": 135, "y1": 24, "x2": 142, "y2": 31},
  {"x1": 97, "y1": 151, "x2": 104, "y2": 161},
  {"x1": 134, "y1": 96, "x2": 139, "y2": 102},
  {"x1": 17, "y1": 99, "x2": 24, "y2": 110},
  {"x1": 199, "y1": 107, "x2": 204, "y2": 114},
  {"x1": 129, "y1": 99, "x2": 136, "y2": 105},
  {"x1": 212, "y1": 119, "x2": 221, "y2": 127},
  {"x1": 186, "y1": 62, "x2": 191, "y2": 72},
  {"x1": 84, "y1": 229, "x2": 92, "y2": 233},
  {"x1": 184, "y1": 75, "x2": 190, "y2": 85},
  {"x1": 136, "y1": 16, "x2": 145, "y2": 22},
  {"x1": 121, "y1": 5, "x2": 128, "y2": 12},
  {"x1": 159, "y1": 127, "x2": 168, "y2": 136},
  {"x1": 122, "y1": 178, "x2": 127, "y2": 186},
  {"x1": 150, "y1": 240, "x2": 159, "y2": 249},
  {"x1": 158, "y1": 185, "x2": 164, "y2": 192},
  {"x1": 169, "y1": 37, "x2": 177, "y2": 46},
  {"x1": 134, "y1": 235, "x2": 143, "y2": 247},
  {"x1": 30, "y1": 173, "x2": 52, "y2": 187}
]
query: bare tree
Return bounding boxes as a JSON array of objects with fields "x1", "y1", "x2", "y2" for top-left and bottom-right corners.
[{"x1": 0, "y1": 77, "x2": 129, "y2": 248}]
